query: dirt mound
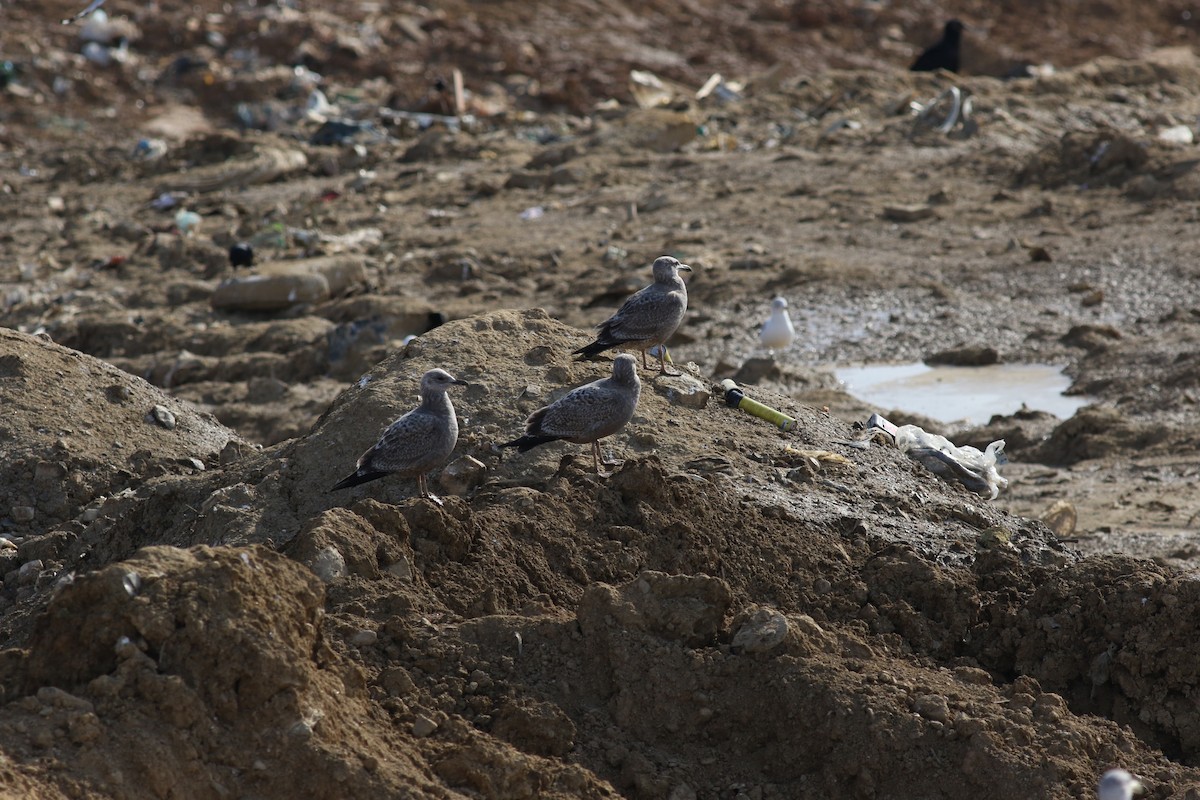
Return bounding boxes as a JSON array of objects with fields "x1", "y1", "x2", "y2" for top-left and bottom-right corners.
[
  {"x1": 0, "y1": 328, "x2": 238, "y2": 541},
  {"x1": 5, "y1": 0, "x2": 1200, "y2": 795},
  {"x1": 0, "y1": 309, "x2": 1198, "y2": 796}
]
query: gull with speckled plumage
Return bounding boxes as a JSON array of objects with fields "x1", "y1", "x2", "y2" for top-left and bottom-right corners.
[
  {"x1": 501, "y1": 354, "x2": 641, "y2": 476},
  {"x1": 573, "y1": 255, "x2": 692, "y2": 375},
  {"x1": 331, "y1": 368, "x2": 467, "y2": 503}
]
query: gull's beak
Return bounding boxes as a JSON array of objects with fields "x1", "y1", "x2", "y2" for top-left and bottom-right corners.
[
  {"x1": 678, "y1": 264, "x2": 694, "y2": 272},
  {"x1": 453, "y1": 379, "x2": 469, "y2": 387}
]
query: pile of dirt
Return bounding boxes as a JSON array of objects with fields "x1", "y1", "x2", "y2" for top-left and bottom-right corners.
[
  {"x1": 4, "y1": 0, "x2": 1200, "y2": 796},
  {"x1": 0, "y1": 310, "x2": 1198, "y2": 797}
]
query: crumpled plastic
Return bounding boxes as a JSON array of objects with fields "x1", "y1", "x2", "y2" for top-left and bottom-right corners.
[{"x1": 893, "y1": 424, "x2": 1008, "y2": 500}]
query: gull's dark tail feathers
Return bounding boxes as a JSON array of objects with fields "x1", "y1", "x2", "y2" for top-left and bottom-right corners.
[
  {"x1": 501, "y1": 435, "x2": 560, "y2": 453},
  {"x1": 330, "y1": 469, "x2": 389, "y2": 491},
  {"x1": 572, "y1": 339, "x2": 615, "y2": 360}
]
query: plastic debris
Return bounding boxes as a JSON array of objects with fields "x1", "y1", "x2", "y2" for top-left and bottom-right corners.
[
  {"x1": 228, "y1": 243, "x2": 254, "y2": 268},
  {"x1": 696, "y1": 73, "x2": 743, "y2": 103},
  {"x1": 61, "y1": 0, "x2": 106, "y2": 25},
  {"x1": 519, "y1": 205, "x2": 545, "y2": 221},
  {"x1": 173, "y1": 209, "x2": 201, "y2": 236},
  {"x1": 1158, "y1": 124, "x2": 1194, "y2": 144},
  {"x1": 132, "y1": 138, "x2": 168, "y2": 160},
  {"x1": 911, "y1": 86, "x2": 976, "y2": 137},
  {"x1": 868, "y1": 413, "x2": 1008, "y2": 499},
  {"x1": 720, "y1": 379, "x2": 797, "y2": 431},
  {"x1": 630, "y1": 69, "x2": 673, "y2": 109}
]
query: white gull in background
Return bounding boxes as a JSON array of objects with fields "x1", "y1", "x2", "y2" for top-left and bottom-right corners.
[
  {"x1": 1098, "y1": 769, "x2": 1143, "y2": 800},
  {"x1": 759, "y1": 296, "x2": 795, "y2": 353}
]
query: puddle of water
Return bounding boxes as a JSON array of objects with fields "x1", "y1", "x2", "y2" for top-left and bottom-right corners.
[{"x1": 834, "y1": 362, "x2": 1090, "y2": 425}]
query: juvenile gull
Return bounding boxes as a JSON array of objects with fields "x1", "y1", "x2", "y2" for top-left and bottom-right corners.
[
  {"x1": 1098, "y1": 769, "x2": 1143, "y2": 800},
  {"x1": 502, "y1": 354, "x2": 641, "y2": 476},
  {"x1": 331, "y1": 368, "x2": 467, "y2": 503},
  {"x1": 759, "y1": 296, "x2": 796, "y2": 353},
  {"x1": 573, "y1": 255, "x2": 692, "y2": 375}
]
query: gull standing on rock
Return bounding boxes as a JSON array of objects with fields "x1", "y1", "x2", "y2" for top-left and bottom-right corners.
[
  {"x1": 1098, "y1": 769, "x2": 1143, "y2": 800},
  {"x1": 759, "y1": 296, "x2": 796, "y2": 353},
  {"x1": 331, "y1": 368, "x2": 468, "y2": 504},
  {"x1": 573, "y1": 255, "x2": 692, "y2": 376},
  {"x1": 502, "y1": 354, "x2": 641, "y2": 477}
]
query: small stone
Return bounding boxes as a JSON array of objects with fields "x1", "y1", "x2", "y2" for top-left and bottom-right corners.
[
  {"x1": 438, "y1": 455, "x2": 487, "y2": 496},
  {"x1": 1041, "y1": 499, "x2": 1077, "y2": 537},
  {"x1": 1027, "y1": 245, "x2": 1053, "y2": 263},
  {"x1": 37, "y1": 686, "x2": 94, "y2": 711},
  {"x1": 67, "y1": 712, "x2": 102, "y2": 745},
  {"x1": 883, "y1": 204, "x2": 936, "y2": 222},
  {"x1": 385, "y1": 555, "x2": 413, "y2": 581},
  {"x1": 412, "y1": 714, "x2": 438, "y2": 737},
  {"x1": 925, "y1": 346, "x2": 1000, "y2": 367},
  {"x1": 350, "y1": 629, "x2": 378, "y2": 647},
  {"x1": 210, "y1": 273, "x2": 331, "y2": 311},
  {"x1": 245, "y1": 377, "x2": 289, "y2": 404},
  {"x1": 912, "y1": 693, "x2": 951, "y2": 723},
  {"x1": 655, "y1": 374, "x2": 710, "y2": 409},
  {"x1": 17, "y1": 559, "x2": 43, "y2": 586},
  {"x1": 732, "y1": 356, "x2": 780, "y2": 385},
  {"x1": 150, "y1": 405, "x2": 176, "y2": 430},
  {"x1": 34, "y1": 462, "x2": 65, "y2": 483},
  {"x1": 308, "y1": 545, "x2": 346, "y2": 583},
  {"x1": 11, "y1": 506, "x2": 35, "y2": 523},
  {"x1": 731, "y1": 607, "x2": 789, "y2": 654}
]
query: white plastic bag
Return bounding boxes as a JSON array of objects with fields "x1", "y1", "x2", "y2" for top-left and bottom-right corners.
[{"x1": 893, "y1": 424, "x2": 1008, "y2": 500}]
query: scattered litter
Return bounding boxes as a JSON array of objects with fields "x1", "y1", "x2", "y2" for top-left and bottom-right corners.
[
  {"x1": 696, "y1": 73, "x2": 743, "y2": 103},
  {"x1": 173, "y1": 209, "x2": 201, "y2": 236},
  {"x1": 132, "y1": 138, "x2": 168, "y2": 160},
  {"x1": 630, "y1": 69, "x2": 673, "y2": 109},
  {"x1": 1158, "y1": 124, "x2": 1194, "y2": 144},
  {"x1": 378, "y1": 108, "x2": 476, "y2": 132},
  {"x1": 911, "y1": 86, "x2": 977, "y2": 138},
  {"x1": 780, "y1": 446, "x2": 853, "y2": 468},
  {"x1": 820, "y1": 118, "x2": 863, "y2": 140},
  {"x1": 150, "y1": 192, "x2": 181, "y2": 210},
  {"x1": 519, "y1": 205, "x2": 545, "y2": 221},
  {"x1": 305, "y1": 88, "x2": 334, "y2": 121},
  {"x1": 310, "y1": 118, "x2": 381, "y2": 146},
  {"x1": 61, "y1": 0, "x2": 106, "y2": 25},
  {"x1": 867, "y1": 413, "x2": 1008, "y2": 499},
  {"x1": 720, "y1": 379, "x2": 796, "y2": 431}
]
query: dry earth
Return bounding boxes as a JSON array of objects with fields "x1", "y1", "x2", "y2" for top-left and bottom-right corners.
[{"x1": 2, "y1": 0, "x2": 1200, "y2": 798}]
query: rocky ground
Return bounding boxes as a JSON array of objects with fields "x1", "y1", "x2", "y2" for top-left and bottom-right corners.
[{"x1": 3, "y1": 0, "x2": 1200, "y2": 797}]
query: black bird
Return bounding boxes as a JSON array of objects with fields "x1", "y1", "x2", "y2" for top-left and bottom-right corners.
[
  {"x1": 228, "y1": 242, "x2": 254, "y2": 268},
  {"x1": 911, "y1": 19, "x2": 965, "y2": 73}
]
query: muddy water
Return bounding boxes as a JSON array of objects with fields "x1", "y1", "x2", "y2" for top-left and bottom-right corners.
[{"x1": 834, "y1": 362, "x2": 1091, "y2": 425}]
